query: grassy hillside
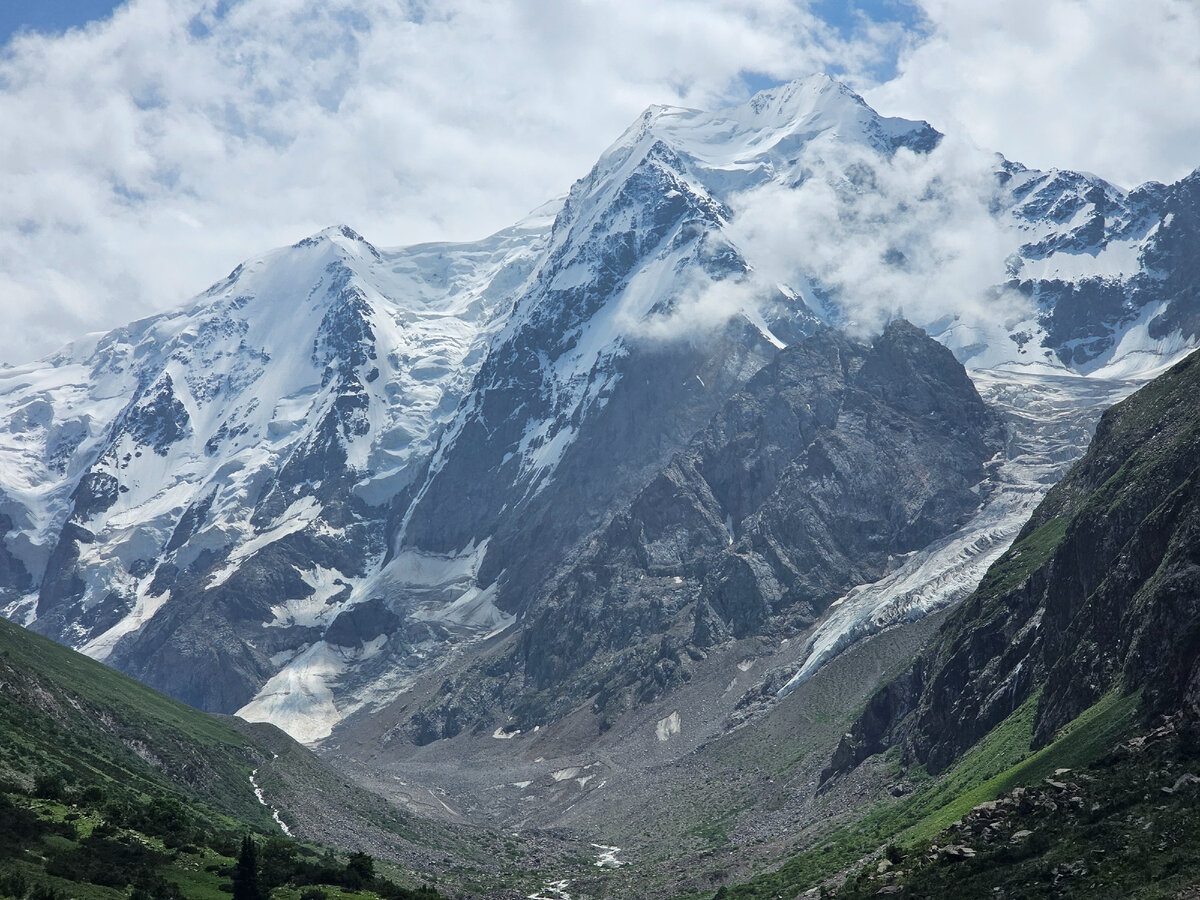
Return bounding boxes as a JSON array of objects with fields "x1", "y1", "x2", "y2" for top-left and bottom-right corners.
[
  {"x1": 0, "y1": 615, "x2": 278, "y2": 828},
  {"x1": 833, "y1": 711, "x2": 1200, "y2": 899},
  {"x1": 704, "y1": 351, "x2": 1200, "y2": 900},
  {"x1": 713, "y1": 688, "x2": 1141, "y2": 899},
  {"x1": 0, "y1": 617, "x2": 442, "y2": 899}
]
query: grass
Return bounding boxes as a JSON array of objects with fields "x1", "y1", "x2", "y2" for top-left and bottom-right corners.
[
  {"x1": 160, "y1": 847, "x2": 237, "y2": 900},
  {"x1": 0, "y1": 787, "x2": 440, "y2": 899},
  {"x1": 900, "y1": 688, "x2": 1136, "y2": 844},
  {"x1": 971, "y1": 515, "x2": 1067, "y2": 614},
  {"x1": 0, "y1": 617, "x2": 279, "y2": 833},
  {"x1": 715, "y1": 689, "x2": 1138, "y2": 899},
  {"x1": 836, "y1": 725, "x2": 1200, "y2": 899},
  {"x1": 0, "y1": 617, "x2": 446, "y2": 900}
]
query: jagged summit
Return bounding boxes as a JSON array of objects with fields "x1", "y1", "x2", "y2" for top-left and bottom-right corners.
[
  {"x1": 603, "y1": 73, "x2": 939, "y2": 191},
  {"x1": 292, "y1": 223, "x2": 383, "y2": 258},
  {"x1": 1, "y1": 77, "x2": 1198, "y2": 751},
  {"x1": 727, "y1": 73, "x2": 939, "y2": 149}
]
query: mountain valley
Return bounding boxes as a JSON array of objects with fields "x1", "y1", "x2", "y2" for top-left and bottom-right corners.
[{"x1": 1, "y1": 74, "x2": 1199, "y2": 898}]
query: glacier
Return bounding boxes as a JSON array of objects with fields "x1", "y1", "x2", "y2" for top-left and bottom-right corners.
[{"x1": 1, "y1": 74, "x2": 1198, "y2": 746}]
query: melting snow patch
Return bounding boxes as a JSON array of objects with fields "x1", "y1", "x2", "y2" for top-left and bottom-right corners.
[
  {"x1": 493, "y1": 725, "x2": 521, "y2": 739},
  {"x1": 80, "y1": 587, "x2": 171, "y2": 661},
  {"x1": 737, "y1": 659, "x2": 754, "y2": 672},
  {"x1": 249, "y1": 768, "x2": 292, "y2": 836},
  {"x1": 236, "y1": 642, "x2": 354, "y2": 743},
  {"x1": 656, "y1": 710, "x2": 681, "y2": 742},
  {"x1": 208, "y1": 496, "x2": 320, "y2": 588},
  {"x1": 2, "y1": 595, "x2": 38, "y2": 627},
  {"x1": 592, "y1": 844, "x2": 626, "y2": 868},
  {"x1": 528, "y1": 879, "x2": 572, "y2": 900},
  {"x1": 551, "y1": 767, "x2": 580, "y2": 782}
]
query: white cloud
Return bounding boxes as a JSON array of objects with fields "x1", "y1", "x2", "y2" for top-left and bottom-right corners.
[
  {"x1": 868, "y1": 0, "x2": 1200, "y2": 188},
  {"x1": 0, "y1": 0, "x2": 871, "y2": 365},
  {"x1": 727, "y1": 133, "x2": 1028, "y2": 337},
  {"x1": 632, "y1": 131, "x2": 1032, "y2": 355},
  {"x1": 2, "y1": 0, "x2": 1197, "y2": 366}
]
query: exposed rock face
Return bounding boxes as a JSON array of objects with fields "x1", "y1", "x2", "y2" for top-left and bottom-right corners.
[
  {"x1": 414, "y1": 321, "x2": 1002, "y2": 736},
  {"x1": 1010, "y1": 166, "x2": 1200, "y2": 368},
  {"x1": 0, "y1": 514, "x2": 32, "y2": 600},
  {"x1": 1, "y1": 76, "x2": 1199, "y2": 745},
  {"x1": 827, "y1": 347, "x2": 1200, "y2": 779}
]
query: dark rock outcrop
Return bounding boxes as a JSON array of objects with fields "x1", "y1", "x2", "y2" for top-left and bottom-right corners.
[
  {"x1": 0, "y1": 513, "x2": 32, "y2": 602},
  {"x1": 417, "y1": 321, "x2": 1002, "y2": 733},
  {"x1": 827, "y1": 347, "x2": 1200, "y2": 780}
]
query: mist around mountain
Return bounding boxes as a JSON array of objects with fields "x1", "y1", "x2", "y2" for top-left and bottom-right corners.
[
  {"x1": 0, "y1": 74, "x2": 1199, "y2": 898},
  {"x1": 3, "y1": 75, "x2": 1196, "y2": 745}
]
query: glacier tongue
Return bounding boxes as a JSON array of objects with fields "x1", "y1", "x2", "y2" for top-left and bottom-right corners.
[
  {"x1": 777, "y1": 366, "x2": 1154, "y2": 698},
  {"x1": 3, "y1": 75, "x2": 1200, "y2": 745}
]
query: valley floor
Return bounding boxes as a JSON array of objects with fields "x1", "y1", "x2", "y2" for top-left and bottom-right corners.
[{"x1": 316, "y1": 365, "x2": 1147, "y2": 898}]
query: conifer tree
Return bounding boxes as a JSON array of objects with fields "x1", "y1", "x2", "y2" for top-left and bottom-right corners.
[{"x1": 233, "y1": 834, "x2": 264, "y2": 900}]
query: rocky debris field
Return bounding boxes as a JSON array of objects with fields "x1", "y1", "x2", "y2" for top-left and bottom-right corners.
[{"x1": 833, "y1": 716, "x2": 1200, "y2": 899}]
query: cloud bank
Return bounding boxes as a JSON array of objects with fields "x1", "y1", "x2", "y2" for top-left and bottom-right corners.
[
  {"x1": 872, "y1": 0, "x2": 1200, "y2": 188},
  {"x1": 633, "y1": 131, "x2": 1030, "y2": 357},
  {"x1": 729, "y1": 134, "x2": 1027, "y2": 338},
  {"x1": 0, "y1": 0, "x2": 872, "y2": 365},
  {"x1": 1, "y1": 0, "x2": 1197, "y2": 365}
]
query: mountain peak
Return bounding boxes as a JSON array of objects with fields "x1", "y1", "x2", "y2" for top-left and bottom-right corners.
[
  {"x1": 588, "y1": 73, "x2": 939, "y2": 210},
  {"x1": 740, "y1": 72, "x2": 863, "y2": 121},
  {"x1": 291, "y1": 224, "x2": 382, "y2": 262}
]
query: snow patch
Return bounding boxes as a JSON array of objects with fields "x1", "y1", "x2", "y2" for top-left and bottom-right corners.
[
  {"x1": 592, "y1": 844, "x2": 626, "y2": 868},
  {"x1": 656, "y1": 710, "x2": 681, "y2": 741},
  {"x1": 207, "y1": 496, "x2": 320, "y2": 589},
  {"x1": 528, "y1": 879, "x2": 573, "y2": 900},
  {"x1": 236, "y1": 642, "x2": 369, "y2": 743},
  {"x1": 249, "y1": 768, "x2": 292, "y2": 836},
  {"x1": 80, "y1": 586, "x2": 171, "y2": 661}
]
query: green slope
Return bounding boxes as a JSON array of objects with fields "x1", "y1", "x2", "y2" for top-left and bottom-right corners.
[
  {"x1": 0, "y1": 617, "x2": 441, "y2": 899},
  {"x1": 712, "y1": 350, "x2": 1200, "y2": 898},
  {"x1": 0, "y1": 615, "x2": 277, "y2": 828}
]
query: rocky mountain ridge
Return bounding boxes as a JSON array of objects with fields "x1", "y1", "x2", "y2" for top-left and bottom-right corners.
[
  {"x1": 396, "y1": 320, "x2": 1002, "y2": 742},
  {"x1": 0, "y1": 74, "x2": 1198, "y2": 751},
  {"x1": 825, "y1": 345, "x2": 1200, "y2": 782}
]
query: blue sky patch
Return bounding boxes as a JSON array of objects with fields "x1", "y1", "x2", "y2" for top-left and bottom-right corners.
[{"x1": 0, "y1": 0, "x2": 127, "y2": 46}]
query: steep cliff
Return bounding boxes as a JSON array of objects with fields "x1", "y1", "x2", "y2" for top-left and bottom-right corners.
[
  {"x1": 407, "y1": 321, "x2": 1002, "y2": 738},
  {"x1": 827, "y1": 347, "x2": 1200, "y2": 779}
]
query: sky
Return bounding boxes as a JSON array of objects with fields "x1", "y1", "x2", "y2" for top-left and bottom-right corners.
[
  {"x1": 0, "y1": 1, "x2": 126, "y2": 46},
  {"x1": 1, "y1": 0, "x2": 1199, "y2": 365}
]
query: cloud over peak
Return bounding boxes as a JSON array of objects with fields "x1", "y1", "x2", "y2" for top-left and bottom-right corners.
[{"x1": 0, "y1": 0, "x2": 1197, "y2": 364}]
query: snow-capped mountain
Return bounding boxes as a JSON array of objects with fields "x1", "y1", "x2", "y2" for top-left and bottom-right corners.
[
  {"x1": 0, "y1": 214, "x2": 551, "y2": 725},
  {"x1": 1, "y1": 74, "x2": 1198, "y2": 746}
]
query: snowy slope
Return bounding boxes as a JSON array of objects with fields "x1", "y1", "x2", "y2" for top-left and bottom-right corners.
[
  {"x1": 394, "y1": 76, "x2": 940, "y2": 564},
  {"x1": 2, "y1": 75, "x2": 1199, "y2": 745},
  {"x1": 0, "y1": 213, "x2": 551, "y2": 719}
]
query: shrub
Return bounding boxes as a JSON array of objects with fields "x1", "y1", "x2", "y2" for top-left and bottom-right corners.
[
  {"x1": 0, "y1": 869, "x2": 28, "y2": 898},
  {"x1": 32, "y1": 773, "x2": 65, "y2": 801}
]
